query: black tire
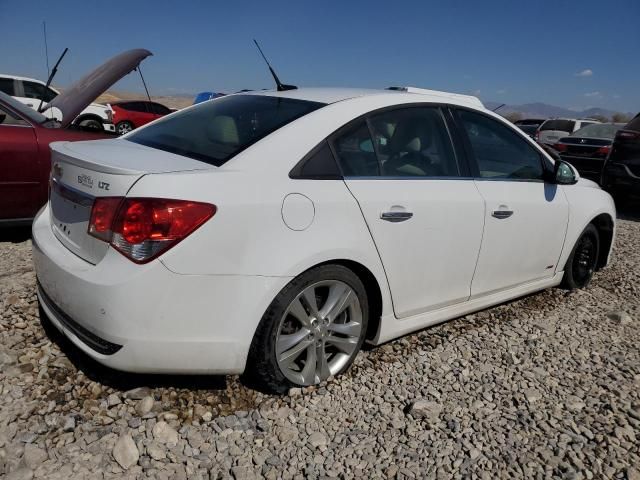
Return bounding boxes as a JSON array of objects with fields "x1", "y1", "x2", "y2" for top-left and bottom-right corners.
[
  {"x1": 561, "y1": 224, "x2": 600, "y2": 290},
  {"x1": 77, "y1": 117, "x2": 103, "y2": 131},
  {"x1": 116, "y1": 121, "x2": 134, "y2": 135},
  {"x1": 244, "y1": 264, "x2": 369, "y2": 394}
]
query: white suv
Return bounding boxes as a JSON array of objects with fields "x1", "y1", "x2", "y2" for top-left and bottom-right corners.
[
  {"x1": 536, "y1": 118, "x2": 600, "y2": 146},
  {"x1": 0, "y1": 74, "x2": 115, "y2": 132}
]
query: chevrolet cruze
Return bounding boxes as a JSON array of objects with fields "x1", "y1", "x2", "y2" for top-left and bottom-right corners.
[{"x1": 33, "y1": 86, "x2": 616, "y2": 392}]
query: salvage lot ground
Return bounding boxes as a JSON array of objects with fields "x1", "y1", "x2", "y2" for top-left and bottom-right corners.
[{"x1": 1, "y1": 208, "x2": 639, "y2": 480}]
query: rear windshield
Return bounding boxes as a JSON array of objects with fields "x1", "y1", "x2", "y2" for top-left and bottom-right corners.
[
  {"x1": 127, "y1": 94, "x2": 325, "y2": 166},
  {"x1": 540, "y1": 120, "x2": 575, "y2": 132},
  {"x1": 570, "y1": 123, "x2": 621, "y2": 139}
]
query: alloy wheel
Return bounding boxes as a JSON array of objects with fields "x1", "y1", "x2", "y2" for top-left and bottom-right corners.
[
  {"x1": 276, "y1": 280, "x2": 363, "y2": 385},
  {"x1": 572, "y1": 234, "x2": 597, "y2": 285}
]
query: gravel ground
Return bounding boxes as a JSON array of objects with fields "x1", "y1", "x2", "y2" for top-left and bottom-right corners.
[{"x1": 1, "y1": 212, "x2": 639, "y2": 480}]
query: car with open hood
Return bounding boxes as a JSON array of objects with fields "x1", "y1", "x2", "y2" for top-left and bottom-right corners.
[
  {"x1": 0, "y1": 49, "x2": 152, "y2": 225},
  {"x1": 32, "y1": 86, "x2": 616, "y2": 393}
]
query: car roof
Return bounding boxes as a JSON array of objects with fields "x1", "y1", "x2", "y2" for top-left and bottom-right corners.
[
  {"x1": 0, "y1": 74, "x2": 46, "y2": 84},
  {"x1": 244, "y1": 86, "x2": 484, "y2": 109}
]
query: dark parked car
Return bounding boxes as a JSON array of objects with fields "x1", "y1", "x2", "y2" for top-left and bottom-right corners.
[
  {"x1": 0, "y1": 49, "x2": 151, "y2": 225},
  {"x1": 601, "y1": 114, "x2": 640, "y2": 201},
  {"x1": 553, "y1": 123, "x2": 624, "y2": 181},
  {"x1": 516, "y1": 124, "x2": 539, "y2": 139}
]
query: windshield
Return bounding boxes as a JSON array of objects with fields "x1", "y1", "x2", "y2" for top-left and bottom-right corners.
[
  {"x1": 0, "y1": 90, "x2": 48, "y2": 124},
  {"x1": 540, "y1": 119, "x2": 575, "y2": 132},
  {"x1": 127, "y1": 94, "x2": 325, "y2": 166},
  {"x1": 570, "y1": 123, "x2": 622, "y2": 139}
]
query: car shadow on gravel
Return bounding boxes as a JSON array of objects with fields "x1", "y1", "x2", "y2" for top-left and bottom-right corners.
[
  {"x1": 39, "y1": 310, "x2": 228, "y2": 392},
  {"x1": 0, "y1": 226, "x2": 32, "y2": 243}
]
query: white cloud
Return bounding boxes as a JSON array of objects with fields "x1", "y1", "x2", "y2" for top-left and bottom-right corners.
[
  {"x1": 584, "y1": 91, "x2": 601, "y2": 97},
  {"x1": 496, "y1": 89, "x2": 507, "y2": 94},
  {"x1": 575, "y1": 69, "x2": 593, "y2": 77}
]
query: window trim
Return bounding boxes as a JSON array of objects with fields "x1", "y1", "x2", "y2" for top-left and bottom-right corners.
[
  {"x1": 290, "y1": 102, "x2": 472, "y2": 181},
  {"x1": 450, "y1": 106, "x2": 552, "y2": 183}
]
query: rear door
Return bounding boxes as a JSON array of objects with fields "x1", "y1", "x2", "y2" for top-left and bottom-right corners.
[
  {"x1": 0, "y1": 105, "x2": 40, "y2": 219},
  {"x1": 453, "y1": 108, "x2": 569, "y2": 297},
  {"x1": 333, "y1": 106, "x2": 485, "y2": 318}
]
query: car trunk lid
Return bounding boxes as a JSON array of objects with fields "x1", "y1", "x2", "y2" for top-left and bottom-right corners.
[{"x1": 49, "y1": 139, "x2": 214, "y2": 264}]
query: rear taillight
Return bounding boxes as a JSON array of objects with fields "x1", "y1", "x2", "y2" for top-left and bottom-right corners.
[
  {"x1": 553, "y1": 143, "x2": 567, "y2": 152},
  {"x1": 88, "y1": 197, "x2": 216, "y2": 263},
  {"x1": 596, "y1": 145, "x2": 611, "y2": 155},
  {"x1": 616, "y1": 130, "x2": 640, "y2": 140}
]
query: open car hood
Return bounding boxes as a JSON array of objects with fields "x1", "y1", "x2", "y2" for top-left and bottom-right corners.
[{"x1": 45, "y1": 48, "x2": 152, "y2": 128}]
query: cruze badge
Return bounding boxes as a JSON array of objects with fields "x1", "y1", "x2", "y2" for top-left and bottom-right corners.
[{"x1": 78, "y1": 174, "x2": 94, "y2": 188}]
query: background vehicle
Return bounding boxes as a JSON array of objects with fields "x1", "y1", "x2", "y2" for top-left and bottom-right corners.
[
  {"x1": 0, "y1": 92, "x2": 107, "y2": 224},
  {"x1": 111, "y1": 100, "x2": 172, "y2": 135},
  {"x1": 536, "y1": 118, "x2": 599, "y2": 145},
  {"x1": 602, "y1": 113, "x2": 640, "y2": 201},
  {"x1": 514, "y1": 118, "x2": 546, "y2": 128},
  {"x1": 0, "y1": 74, "x2": 115, "y2": 132},
  {"x1": 0, "y1": 49, "x2": 151, "y2": 224},
  {"x1": 516, "y1": 124, "x2": 539, "y2": 138},
  {"x1": 553, "y1": 123, "x2": 624, "y2": 181},
  {"x1": 33, "y1": 87, "x2": 616, "y2": 393},
  {"x1": 193, "y1": 91, "x2": 225, "y2": 105}
]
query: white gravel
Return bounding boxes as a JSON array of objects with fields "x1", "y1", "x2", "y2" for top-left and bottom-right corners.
[{"x1": 1, "y1": 215, "x2": 639, "y2": 479}]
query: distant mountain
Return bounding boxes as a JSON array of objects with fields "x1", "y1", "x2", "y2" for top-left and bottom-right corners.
[{"x1": 484, "y1": 101, "x2": 635, "y2": 120}]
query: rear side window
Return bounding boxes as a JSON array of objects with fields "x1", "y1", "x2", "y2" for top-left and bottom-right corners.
[
  {"x1": 333, "y1": 121, "x2": 379, "y2": 176},
  {"x1": 151, "y1": 103, "x2": 171, "y2": 115},
  {"x1": 290, "y1": 142, "x2": 341, "y2": 179},
  {"x1": 128, "y1": 95, "x2": 324, "y2": 167},
  {"x1": 457, "y1": 109, "x2": 543, "y2": 181},
  {"x1": 540, "y1": 120, "x2": 575, "y2": 132},
  {"x1": 0, "y1": 78, "x2": 15, "y2": 96}
]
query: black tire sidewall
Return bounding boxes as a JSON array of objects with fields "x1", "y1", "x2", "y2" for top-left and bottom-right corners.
[
  {"x1": 245, "y1": 264, "x2": 369, "y2": 393},
  {"x1": 116, "y1": 121, "x2": 133, "y2": 135},
  {"x1": 562, "y1": 224, "x2": 600, "y2": 290}
]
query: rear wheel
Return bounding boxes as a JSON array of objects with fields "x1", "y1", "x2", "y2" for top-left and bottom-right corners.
[
  {"x1": 116, "y1": 121, "x2": 134, "y2": 135},
  {"x1": 561, "y1": 224, "x2": 600, "y2": 290},
  {"x1": 245, "y1": 265, "x2": 368, "y2": 393}
]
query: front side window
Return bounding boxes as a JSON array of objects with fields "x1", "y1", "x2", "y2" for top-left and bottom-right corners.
[
  {"x1": 128, "y1": 95, "x2": 324, "y2": 167},
  {"x1": 369, "y1": 107, "x2": 458, "y2": 177},
  {"x1": 22, "y1": 81, "x2": 56, "y2": 102},
  {"x1": 0, "y1": 105, "x2": 28, "y2": 126},
  {"x1": 457, "y1": 109, "x2": 543, "y2": 180}
]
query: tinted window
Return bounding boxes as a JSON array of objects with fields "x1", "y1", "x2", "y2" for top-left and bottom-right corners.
[
  {"x1": 0, "y1": 105, "x2": 28, "y2": 126},
  {"x1": 332, "y1": 121, "x2": 379, "y2": 176},
  {"x1": 625, "y1": 114, "x2": 640, "y2": 132},
  {"x1": 130, "y1": 102, "x2": 149, "y2": 113},
  {"x1": 151, "y1": 103, "x2": 171, "y2": 115},
  {"x1": 540, "y1": 120, "x2": 575, "y2": 132},
  {"x1": 128, "y1": 95, "x2": 324, "y2": 167},
  {"x1": 0, "y1": 78, "x2": 15, "y2": 96},
  {"x1": 458, "y1": 109, "x2": 543, "y2": 180},
  {"x1": 570, "y1": 123, "x2": 621, "y2": 139},
  {"x1": 369, "y1": 107, "x2": 458, "y2": 177},
  {"x1": 22, "y1": 81, "x2": 57, "y2": 102},
  {"x1": 291, "y1": 142, "x2": 341, "y2": 179}
]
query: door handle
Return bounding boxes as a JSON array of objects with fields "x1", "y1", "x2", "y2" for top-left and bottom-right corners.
[
  {"x1": 492, "y1": 209, "x2": 514, "y2": 219},
  {"x1": 381, "y1": 211, "x2": 413, "y2": 222}
]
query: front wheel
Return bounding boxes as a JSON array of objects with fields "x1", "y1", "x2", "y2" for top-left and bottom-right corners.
[
  {"x1": 78, "y1": 117, "x2": 103, "y2": 131},
  {"x1": 245, "y1": 265, "x2": 369, "y2": 393},
  {"x1": 561, "y1": 224, "x2": 600, "y2": 290}
]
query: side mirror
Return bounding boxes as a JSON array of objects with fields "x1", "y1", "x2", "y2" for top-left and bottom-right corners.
[{"x1": 554, "y1": 160, "x2": 578, "y2": 185}]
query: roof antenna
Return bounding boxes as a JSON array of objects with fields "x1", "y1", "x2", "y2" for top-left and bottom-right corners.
[
  {"x1": 252, "y1": 39, "x2": 297, "y2": 91},
  {"x1": 492, "y1": 103, "x2": 506, "y2": 112}
]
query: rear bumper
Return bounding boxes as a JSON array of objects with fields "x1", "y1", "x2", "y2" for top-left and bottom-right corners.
[{"x1": 32, "y1": 204, "x2": 290, "y2": 374}]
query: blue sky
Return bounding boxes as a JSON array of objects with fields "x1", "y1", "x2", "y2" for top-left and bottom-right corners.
[{"x1": 1, "y1": 0, "x2": 638, "y2": 112}]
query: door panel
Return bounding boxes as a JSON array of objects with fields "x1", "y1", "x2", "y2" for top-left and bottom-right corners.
[
  {"x1": 0, "y1": 123, "x2": 40, "y2": 219},
  {"x1": 346, "y1": 179, "x2": 485, "y2": 317},
  {"x1": 470, "y1": 181, "x2": 568, "y2": 296}
]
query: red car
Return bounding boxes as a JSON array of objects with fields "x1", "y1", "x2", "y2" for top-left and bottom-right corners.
[
  {"x1": 0, "y1": 49, "x2": 152, "y2": 225},
  {"x1": 112, "y1": 100, "x2": 172, "y2": 135}
]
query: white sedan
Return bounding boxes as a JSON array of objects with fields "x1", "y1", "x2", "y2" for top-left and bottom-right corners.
[{"x1": 32, "y1": 86, "x2": 616, "y2": 392}]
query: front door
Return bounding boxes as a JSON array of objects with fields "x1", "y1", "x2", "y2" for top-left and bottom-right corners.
[
  {"x1": 332, "y1": 106, "x2": 485, "y2": 318},
  {"x1": 0, "y1": 105, "x2": 40, "y2": 219},
  {"x1": 453, "y1": 108, "x2": 569, "y2": 297}
]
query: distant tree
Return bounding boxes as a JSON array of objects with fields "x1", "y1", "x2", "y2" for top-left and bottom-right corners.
[
  {"x1": 590, "y1": 114, "x2": 608, "y2": 123},
  {"x1": 503, "y1": 112, "x2": 522, "y2": 123},
  {"x1": 611, "y1": 112, "x2": 631, "y2": 123}
]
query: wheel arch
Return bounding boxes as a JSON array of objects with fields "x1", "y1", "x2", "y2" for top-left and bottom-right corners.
[
  {"x1": 74, "y1": 113, "x2": 103, "y2": 125},
  {"x1": 590, "y1": 213, "x2": 615, "y2": 270}
]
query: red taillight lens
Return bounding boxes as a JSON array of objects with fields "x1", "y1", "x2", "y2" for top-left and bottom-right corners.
[
  {"x1": 553, "y1": 143, "x2": 567, "y2": 152},
  {"x1": 596, "y1": 145, "x2": 611, "y2": 155},
  {"x1": 88, "y1": 197, "x2": 216, "y2": 263},
  {"x1": 89, "y1": 197, "x2": 122, "y2": 241}
]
